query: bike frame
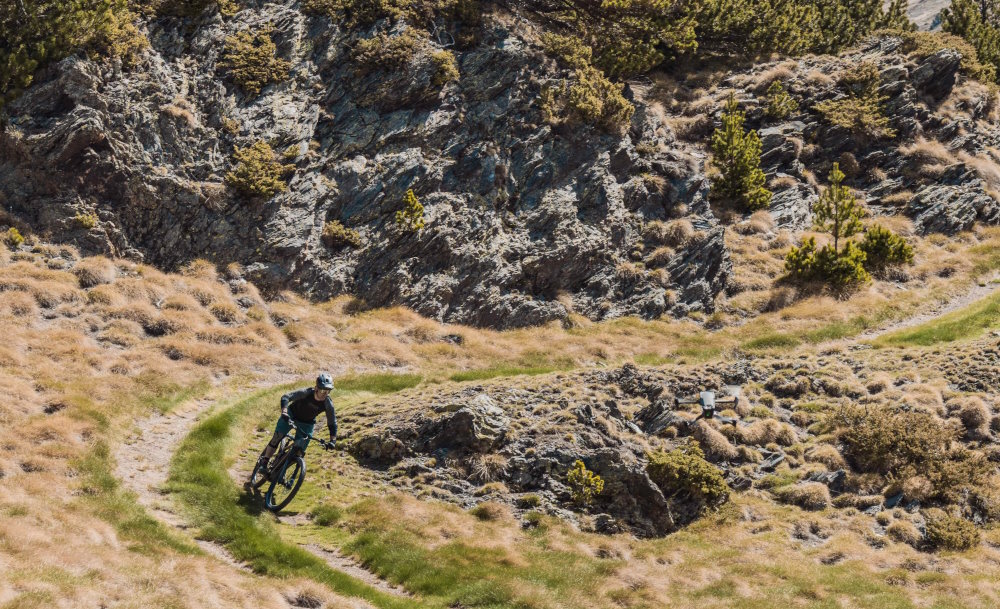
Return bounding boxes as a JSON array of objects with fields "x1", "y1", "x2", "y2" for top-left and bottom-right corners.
[{"x1": 267, "y1": 421, "x2": 329, "y2": 482}]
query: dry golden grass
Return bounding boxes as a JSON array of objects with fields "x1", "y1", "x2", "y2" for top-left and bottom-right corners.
[
  {"x1": 752, "y1": 62, "x2": 796, "y2": 92},
  {"x1": 901, "y1": 138, "x2": 955, "y2": 177}
]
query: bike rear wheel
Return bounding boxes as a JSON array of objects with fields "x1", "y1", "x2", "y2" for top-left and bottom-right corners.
[{"x1": 264, "y1": 454, "x2": 306, "y2": 512}]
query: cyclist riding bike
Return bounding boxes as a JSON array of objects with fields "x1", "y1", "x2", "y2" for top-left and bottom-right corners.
[{"x1": 244, "y1": 373, "x2": 337, "y2": 491}]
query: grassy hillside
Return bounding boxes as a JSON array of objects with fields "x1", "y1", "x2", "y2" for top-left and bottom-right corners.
[{"x1": 1, "y1": 217, "x2": 998, "y2": 607}]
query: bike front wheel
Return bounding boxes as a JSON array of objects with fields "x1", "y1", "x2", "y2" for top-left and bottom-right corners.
[{"x1": 264, "y1": 455, "x2": 306, "y2": 512}]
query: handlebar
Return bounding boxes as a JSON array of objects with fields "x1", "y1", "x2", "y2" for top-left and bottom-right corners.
[{"x1": 284, "y1": 418, "x2": 335, "y2": 450}]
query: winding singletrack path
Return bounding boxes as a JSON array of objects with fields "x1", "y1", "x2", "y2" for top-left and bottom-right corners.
[
  {"x1": 114, "y1": 389, "x2": 408, "y2": 600},
  {"x1": 859, "y1": 279, "x2": 1000, "y2": 340}
]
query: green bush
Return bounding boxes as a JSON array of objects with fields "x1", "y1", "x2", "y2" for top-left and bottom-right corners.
[
  {"x1": 322, "y1": 220, "x2": 361, "y2": 249},
  {"x1": 646, "y1": 441, "x2": 729, "y2": 509},
  {"x1": 1, "y1": 0, "x2": 148, "y2": 112},
  {"x1": 537, "y1": 65, "x2": 635, "y2": 133},
  {"x1": 565, "y1": 65, "x2": 635, "y2": 132},
  {"x1": 540, "y1": 32, "x2": 592, "y2": 69},
  {"x1": 153, "y1": 0, "x2": 217, "y2": 17},
  {"x1": 4, "y1": 227, "x2": 25, "y2": 248},
  {"x1": 814, "y1": 63, "x2": 895, "y2": 139},
  {"x1": 301, "y1": 0, "x2": 409, "y2": 27},
  {"x1": 814, "y1": 96, "x2": 895, "y2": 139},
  {"x1": 710, "y1": 94, "x2": 772, "y2": 212},
  {"x1": 395, "y1": 189, "x2": 425, "y2": 231},
  {"x1": 225, "y1": 141, "x2": 295, "y2": 199},
  {"x1": 351, "y1": 29, "x2": 421, "y2": 77},
  {"x1": 431, "y1": 50, "x2": 459, "y2": 86},
  {"x1": 858, "y1": 224, "x2": 914, "y2": 275},
  {"x1": 836, "y1": 405, "x2": 947, "y2": 476},
  {"x1": 804, "y1": 240, "x2": 871, "y2": 290},
  {"x1": 74, "y1": 212, "x2": 99, "y2": 229},
  {"x1": 942, "y1": 0, "x2": 1000, "y2": 83},
  {"x1": 895, "y1": 29, "x2": 995, "y2": 83},
  {"x1": 220, "y1": 24, "x2": 291, "y2": 95},
  {"x1": 696, "y1": 0, "x2": 911, "y2": 58},
  {"x1": 764, "y1": 80, "x2": 798, "y2": 120},
  {"x1": 924, "y1": 509, "x2": 980, "y2": 551},
  {"x1": 566, "y1": 459, "x2": 604, "y2": 506}
]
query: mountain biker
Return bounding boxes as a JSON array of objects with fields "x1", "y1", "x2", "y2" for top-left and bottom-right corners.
[{"x1": 244, "y1": 373, "x2": 337, "y2": 490}]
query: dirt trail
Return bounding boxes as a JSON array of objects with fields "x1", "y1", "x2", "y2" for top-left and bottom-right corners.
[
  {"x1": 858, "y1": 279, "x2": 1000, "y2": 340},
  {"x1": 115, "y1": 391, "x2": 408, "y2": 599}
]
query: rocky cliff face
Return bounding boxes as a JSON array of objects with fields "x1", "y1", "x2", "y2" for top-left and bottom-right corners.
[
  {"x1": 720, "y1": 35, "x2": 1000, "y2": 238},
  {"x1": 0, "y1": 3, "x2": 726, "y2": 329},
  {"x1": 2, "y1": 4, "x2": 999, "y2": 328}
]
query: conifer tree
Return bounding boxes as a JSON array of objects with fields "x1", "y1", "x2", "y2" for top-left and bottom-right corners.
[
  {"x1": 812, "y1": 162, "x2": 863, "y2": 252},
  {"x1": 710, "y1": 94, "x2": 772, "y2": 212},
  {"x1": 943, "y1": 0, "x2": 1000, "y2": 78}
]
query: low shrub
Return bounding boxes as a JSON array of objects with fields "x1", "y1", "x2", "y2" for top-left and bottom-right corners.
[
  {"x1": 567, "y1": 459, "x2": 604, "y2": 506},
  {"x1": 5, "y1": 227, "x2": 25, "y2": 248},
  {"x1": 225, "y1": 141, "x2": 295, "y2": 199},
  {"x1": 764, "y1": 81, "x2": 798, "y2": 120},
  {"x1": 785, "y1": 237, "x2": 871, "y2": 290},
  {"x1": 395, "y1": 189, "x2": 425, "y2": 231},
  {"x1": 836, "y1": 405, "x2": 948, "y2": 475},
  {"x1": 858, "y1": 224, "x2": 914, "y2": 276},
  {"x1": 539, "y1": 66, "x2": 635, "y2": 133},
  {"x1": 431, "y1": 50, "x2": 459, "y2": 86},
  {"x1": 814, "y1": 92, "x2": 895, "y2": 140},
  {"x1": 566, "y1": 66, "x2": 635, "y2": 132},
  {"x1": 321, "y1": 221, "x2": 361, "y2": 249},
  {"x1": 74, "y1": 212, "x2": 99, "y2": 229},
  {"x1": 220, "y1": 24, "x2": 291, "y2": 95},
  {"x1": 646, "y1": 441, "x2": 729, "y2": 508},
  {"x1": 540, "y1": 32, "x2": 592, "y2": 69},
  {"x1": 351, "y1": 29, "x2": 421, "y2": 77},
  {"x1": 154, "y1": 0, "x2": 217, "y2": 17},
  {"x1": 924, "y1": 509, "x2": 980, "y2": 551}
]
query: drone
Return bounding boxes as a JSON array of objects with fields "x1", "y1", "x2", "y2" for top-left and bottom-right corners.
[{"x1": 674, "y1": 388, "x2": 741, "y2": 426}]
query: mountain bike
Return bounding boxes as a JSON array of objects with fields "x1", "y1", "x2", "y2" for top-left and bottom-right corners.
[{"x1": 247, "y1": 421, "x2": 333, "y2": 512}]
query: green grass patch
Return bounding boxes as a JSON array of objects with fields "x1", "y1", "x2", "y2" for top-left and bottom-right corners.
[
  {"x1": 339, "y1": 497, "x2": 618, "y2": 608},
  {"x1": 876, "y1": 291, "x2": 1000, "y2": 346},
  {"x1": 335, "y1": 373, "x2": 423, "y2": 394},
  {"x1": 449, "y1": 351, "x2": 574, "y2": 382},
  {"x1": 166, "y1": 387, "x2": 429, "y2": 609},
  {"x1": 741, "y1": 333, "x2": 802, "y2": 351},
  {"x1": 449, "y1": 364, "x2": 565, "y2": 383}
]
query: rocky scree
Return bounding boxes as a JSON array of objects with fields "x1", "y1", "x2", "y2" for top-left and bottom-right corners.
[{"x1": 346, "y1": 358, "x2": 1000, "y2": 543}]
